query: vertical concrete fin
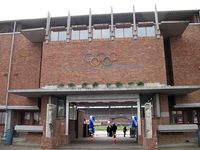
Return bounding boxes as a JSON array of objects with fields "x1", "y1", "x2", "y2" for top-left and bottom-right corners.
[
  {"x1": 45, "y1": 11, "x2": 51, "y2": 41},
  {"x1": 133, "y1": 5, "x2": 137, "y2": 40},
  {"x1": 110, "y1": 7, "x2": 115, "y2": 40},
  {"x1": 88, "y1": 8, "x2": 92, "y2": 41},
  {"x1": 66, "y1": 10, "x2": 71, "y2": 42},
  {"x1": 154, "y1": 5, "x2": 160, "y2": 38}
]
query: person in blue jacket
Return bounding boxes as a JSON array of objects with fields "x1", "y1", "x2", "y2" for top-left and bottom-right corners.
[
  {"x1": 89, "y1": 115, "x2": 96, "y2": 136},
  {"x1": 131, "y1": 115, "x2": 138, "y2": 138}
]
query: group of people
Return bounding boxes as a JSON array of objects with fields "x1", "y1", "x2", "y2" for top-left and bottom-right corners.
[
  {"x1": 106, "y1": 123, "x2": 117, "y2": 137},
  {"x1": 106, "y1": 115, "x2": 138, "y2": 138}
]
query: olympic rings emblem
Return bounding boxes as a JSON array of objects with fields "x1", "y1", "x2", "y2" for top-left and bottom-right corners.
[{"x1": 84, "y1": 52, "x2": 117, "y2": 67}]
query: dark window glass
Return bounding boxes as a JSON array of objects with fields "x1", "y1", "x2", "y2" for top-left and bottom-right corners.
[
  {"x1": 57, "y1": 100, "x2": 65, "y2": 118},
  {"x1": 0, "y1": 112, "x2": 5, "y2": 124}
]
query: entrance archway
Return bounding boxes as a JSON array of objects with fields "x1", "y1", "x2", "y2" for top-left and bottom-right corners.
[{"x1": 66, "y1": 93, "x2": 141, "y2": 144}]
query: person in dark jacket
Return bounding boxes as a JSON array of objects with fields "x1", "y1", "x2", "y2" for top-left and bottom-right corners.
[
  {"x1": 123, "y1": 126, "x2": 127, "y2": 137},
  {"x1": 112, "y1": 123, "x2": 117, "y2": 135},
  {"x1": 106, "y1": 125, "x2": 110, "y2": 137}
]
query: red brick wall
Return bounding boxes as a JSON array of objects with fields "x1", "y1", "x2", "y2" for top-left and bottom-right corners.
[
  {"x1": 170, "y1": 25, "x2": 200, "y2": 104},
  {"x1": 158, "y1": 94, "x2": 170, "y2": 124},
  {"x1": 0, "y1": 33, "x2": 42, "y2": 106},
  {"x1": 0, "y1": 34, "x2": 12, "y2": 105},
  {"x1": 41, "y1": 38, "x2": 167, "y2": 86},
  {"x1": 158, "y1": 132, "x2": 197, "y2": 144}
]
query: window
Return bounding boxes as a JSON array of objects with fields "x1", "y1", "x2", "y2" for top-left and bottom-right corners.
[
  {"x1": 57, "y1": 99, "x2": 65, "y2": 118},
  {"x1": 138, "y1": 26, "x2": 155, "y2": 37},
  {"x1": 115, "y1": 27, "x2": 133, "y2": 38},
  {"x1": 33, "y1": 112, "x2": 40, "y2": 125},
  {"x1": 71, "y1": 30, "x2": 88, "y2": 40},
  {"x1": 21, "y1": 111, "x2": 40, "y2": 125},
  {"x1": 0, "y1": 112, "x2": 5, "y2": 124},
  {"x1": 69, "y1": 105, "x2": 77, "y2": 120},
  {"x1": 51, "y1": 31, "x2": 67, "y2": 41},
  {"x1": 93, "y1": 28, "x2": 110, "y2": 39}
]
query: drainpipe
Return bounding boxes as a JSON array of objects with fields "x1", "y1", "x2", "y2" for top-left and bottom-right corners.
[{"x1": 4, "y1": 21, "x2": 16, "y2": 137}]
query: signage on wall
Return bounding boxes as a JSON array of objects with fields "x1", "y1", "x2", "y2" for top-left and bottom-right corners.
[{"x1": 84, "y1": 52, "x2": 117, "y2": 67}]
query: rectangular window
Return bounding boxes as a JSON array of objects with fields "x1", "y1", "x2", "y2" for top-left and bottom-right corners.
[
  {"x1": 146, "y1": 26, "x2": 155, "y2": 37},
  {"x1": 0, "y1": 112, "x2": 5, "y2": 124},
  {"x1": 124, "y1": 27, "x2": 132, "y2": 37},
  {"x1": 33, "y1": 112, "x2": 40, "y2": 125},
  {"x1": 51, "y1": 31, "x2": 59, "y2": 41},
  {"x1": 80, "y1": 30, "x2": 88, "y2": 40},
  {"x1": 57, "y1": 99, "x2": 65, "y2": 118},
  {"x1": 93, "y1": 29, "x2": 110, "y2": 39},
  {"x1": 115, "y1": 28, "x2": 123, "y2": 38},
  {"x1": 69, "y1": 105, "x2": 77, "y2": 120},
  {"x1": 58, "y1": 31, "x2": 67, "y2": 41},
  {"x1": 93, "y1": 29, "x2": 101, "y2": 39},
  {"x1": 71, "y1": 30, "x2": 79, "y2": 40},
  {"x1": 115, "y1": 27, "x2": 133, "y2": 38},
  {"x1": 138, "y1": 26, "x2": 156, "y2": 37},
  {"x1": 138, "y1": 27, "x2": 146, "y2": 37},
  {"x1": 102, "y1": 29, "x2": 110, "y2": 39}
]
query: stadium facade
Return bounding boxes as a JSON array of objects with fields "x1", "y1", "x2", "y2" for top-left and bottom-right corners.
[{"x1": 0, "y1": 6, "x2": 200, "y2": 150}]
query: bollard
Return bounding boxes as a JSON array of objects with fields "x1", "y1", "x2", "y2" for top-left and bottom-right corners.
[
  {"x1": 114, "y1": 133, "x2": 116, "y2": 144},
  {"x1": 90, "y1": 134, "x2": 94, "y2": 143}
]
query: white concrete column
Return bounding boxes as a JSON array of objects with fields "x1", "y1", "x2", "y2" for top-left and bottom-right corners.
[
  {"x1": 65, "y1": 96, "x2": 69, "y2": 135},
  {"x1": 137, "y1": 99, "x2": 141, "y2": 136}
]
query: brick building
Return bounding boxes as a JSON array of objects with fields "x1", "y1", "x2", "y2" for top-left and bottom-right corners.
[{"x1": 0, "y1": 7, "x2": 200, "y2": 149}]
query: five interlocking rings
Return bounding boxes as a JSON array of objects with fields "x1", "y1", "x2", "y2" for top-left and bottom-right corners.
[{"x1": 84, "y1": 52, "x2": 117, "y2": 67}]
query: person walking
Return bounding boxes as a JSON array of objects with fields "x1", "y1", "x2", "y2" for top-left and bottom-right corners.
[
  {"x1": 106, "y1": 125, "x2": 110, "y2": 137},
  {"x1": 123, "y1": 126, "x2": 127, "y2": 137}
]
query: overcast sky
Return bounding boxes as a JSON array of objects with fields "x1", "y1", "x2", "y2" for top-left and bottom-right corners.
[{"x1": 0, "y1": 0, "x2": 200, "y2": 21}]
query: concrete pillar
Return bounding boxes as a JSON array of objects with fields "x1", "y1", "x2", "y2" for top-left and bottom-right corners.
[
  {"x1": 137, "y1": 99, "x2": 141, "y2": 136},
  {"x1": 6, "y1": 110, "x2": 14, "y2": 130},
  {"x1": 145, "y1": 103, "x2": 152, "y2": 138},
  {"x1": 155, "y1": 94, "x2": 161, "y2": 117},
  {"x1": 65, "y1": 96, "x2": 69, "y2": 135}
]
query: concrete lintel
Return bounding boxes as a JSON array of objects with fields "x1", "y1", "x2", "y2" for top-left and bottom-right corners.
[
  {"x1": 0, "y1": 105, "x2": 39, "y2": 110},
  {"x1": 21, "y1": 28, "x2": 45, "y2": 43},
  {"x1": 68, "y1": 94, "x2": 139, "y2": 102},
  {"x1": 159, "y1": 21, "x2": 189, "y2": 37}
]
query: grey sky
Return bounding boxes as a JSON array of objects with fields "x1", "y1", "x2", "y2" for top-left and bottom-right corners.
[{"x1": 0, "y1": 0, "x2": 200, "y2": 21}]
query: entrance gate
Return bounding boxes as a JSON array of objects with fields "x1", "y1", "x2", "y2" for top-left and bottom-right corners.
[{"x1": 66, "y1": 93, "x2": 141, "y2": 140}]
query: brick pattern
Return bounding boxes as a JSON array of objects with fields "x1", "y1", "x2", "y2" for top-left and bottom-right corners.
[
  {"x1": 158, "y1": 94, "x2": 170, "y2": 125},
  {"x1": 0, "y1": 33, "x2": 42, "y2": 106},
  {"x1": 170, "y1": 25, "x2": 200, "y2": 104},
  {"x1": 158, "y1": 132, "x2": 197, "y2": 144},
  {"x1": 141, "y1": 119, "x2": 158, "y2": 150},
  {"x1": 41, "y1": 38, "x2": 167, "y2": 86},
  {"x1": 40, "y1": 96, "x2": 69, "y2": 148}
]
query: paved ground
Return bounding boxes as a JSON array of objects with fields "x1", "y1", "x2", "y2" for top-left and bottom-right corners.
[{"x1": 0, "y1": 132, "x2": 199, "y2": 150}]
